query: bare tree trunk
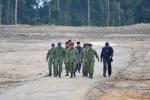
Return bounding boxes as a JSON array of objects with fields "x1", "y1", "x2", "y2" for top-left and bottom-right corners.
[
  {"x1": 6, "y1": 0, "x2": 10, "y2": 24},
  {"x1": 88, "y1": 0, "x2": 90, "y2": 26},
  {"x1": 112, "y1": 13, "x2": 115, "y2": 26},
  {"x1": 100, "y1": 0, "x2": 104, "y2": 14},
  {"x1": 48, "y1": 0, "x2": 51, "y2": 22},
  {"x1": 107, "y1": 0, "x2": 110, "y2": 26},
  {"x1": 0, "y1": 4, "x2": 2, "y2": 25},
  {"x1": 118, "y1": 2, "x2": 121, "y2": 26},
  {"x1": 15, "y1": 0, "x2": 18, "y2": 24},
  {"x1": 57, "y1": 0, "x2": 60, "y2": 12}
]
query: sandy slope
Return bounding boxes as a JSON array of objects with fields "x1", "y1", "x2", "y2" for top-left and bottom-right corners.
[
  {"x1": 0, "y1": 43, "x2": 131, "y2": 100},
  {"x1": 0, "y1": 24, "x2": 150, "y2": 100}
]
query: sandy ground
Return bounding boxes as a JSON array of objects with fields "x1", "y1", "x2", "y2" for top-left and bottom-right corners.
[{"x1": 0, "y1": 24, "x2": 150, "y2": 100}]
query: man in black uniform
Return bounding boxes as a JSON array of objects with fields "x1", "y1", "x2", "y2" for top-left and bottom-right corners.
[
  {"x1": 75, "y1": 42, "x2": 83, "y2": 72},
  {"x1": 100, "y1": 42, "x2": 114, "y2": 77}
]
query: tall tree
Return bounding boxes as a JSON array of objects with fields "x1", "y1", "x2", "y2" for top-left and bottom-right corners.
[
  {"x1": 0, "y1": 0, "x2": 2, "y2": 25},
  {"x1": 57, "y1": 0, "x2": 60, "y2": 11},
  {"x1": 15, "y1": 0, "x2": 18, "y2": 24},
  {"x1": 6, "y1": 0, "x2": 10, "y2": 24},
  {"x1": 48, "y1": 0, "x2": 51, "y2": 21},
  {"x1": 107, "y1": 0, "x2": 110, "y2": 26},
  {"x1": 87, "y1": 0, "x2": 90, "y2": 26}
]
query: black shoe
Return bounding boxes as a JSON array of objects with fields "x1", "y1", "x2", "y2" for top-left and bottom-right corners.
[
  {"x1": 85, "y1": 73, "x2": 88, "y2": 77},
  {"x1": 65, "y1": 72, "x2": 69, "y2": 76},
  {"x1": 56, "y1": 72, "x2": 58, "y2": 77},
  {"x1": 70, "y1": 73, "x2": 73, "y2": 78},
  {"x1": 103, "y1": 74, "x2": 106, "y2": 77},
  {"x1": 90, "y1": 74, "x2": 93, "y2": 79},
  {"x1": 74, "y1": 72, "x2": 76, "y2": 77},
  {"x1": 59, "y1": 73, "x2": 61, "y2": 78},
  {"x1": 49, "y1": 72, "x2": 52, "y2": 76},
  {"x1": 109, "y1": 75, "x2": 111, "y2": 77}
]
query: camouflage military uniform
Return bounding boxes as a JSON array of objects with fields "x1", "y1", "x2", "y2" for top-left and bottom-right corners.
[
  {"x1": 66, "y1": 48, "x2": 78, "y2": 78},
  {"x1": 64, "y1": 47, "x2": 69, "y2": 76},
  {"x1": 53, "y1": 46, "x2": 65, "y2": 77},
  {"x1": 81, "y1": 47, "x2": 88, "y2": 77},
  {"x1": 46, "y1": 48, "x2": 55, "y2": 76},
  {"x1": 86, "y1": 48, "x2": 99, "y2": 78}
]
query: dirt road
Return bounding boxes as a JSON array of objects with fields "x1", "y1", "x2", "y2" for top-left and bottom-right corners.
[{"x1": 0, "y1": 24, "x2": 150, "y2": 100}]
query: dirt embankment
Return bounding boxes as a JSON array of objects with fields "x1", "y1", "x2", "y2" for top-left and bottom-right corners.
[
  {"x1": 0, "y1": 24, "x2": 150, "y2": 99},
  {"x1": 86, "y1": 42, "x2": 150, "y2": 100}
]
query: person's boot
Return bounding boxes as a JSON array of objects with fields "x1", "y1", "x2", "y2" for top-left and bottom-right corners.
[
  {"x1": 54, "y1": 72, "x2": 56, "y2": 77},
  {"x1": 65, "y1": 71, "x2": 69, "y2": 76},
  {"x1": 49, "y1": 72, "x2": 52, "y2": 76},
  {"x1": 59, "y1": 73, "x2": 61, "y2": 78},
  {"x1": 70, "y1": 73, "x2": 73, "y2": 78},
  {"x1": 74, "y1": 72, "x2": 76, "y2": 77},
  {"x1": 85, "y1": 73, "x2": 88, "y2": 77},
  {"x1": 82, "y1": 72, "x2": 85, "y2": 77},
  {"x1": 90, "y1": 74, "x2": 93, "y2": 79},
  {"x1": 103, "y1": 74, "x2": 106, "y2": 77},
  {"x1": 56, "y1": 72, "x2": 58, "y2": 77}
]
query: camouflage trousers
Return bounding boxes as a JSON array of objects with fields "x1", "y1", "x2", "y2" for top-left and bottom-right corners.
[
  {"x1": 65, "y1": 62, "x2": 69, "y2": 73},
  {"x1": 86, "y1": 60, "x2": 95, "y2": 75},
  {"x1": 54, "y1": 59, "x2": 63, "y2": 73},
  {"x1": 48, "y1": 59, "x2": 54, "y2": 73},
  {"x1": 68, "y1": 61, "x2": 76, "y2": 73}
]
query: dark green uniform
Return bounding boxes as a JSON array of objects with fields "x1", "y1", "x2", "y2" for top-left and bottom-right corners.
[
  {"x1": 64, "y1": 47, "x2": 69, "y2": 76},
  {"x1": 46, "y1": 48, "x2": 55, "y2": 75},
  {"x1": 81, "y1": 47, "x2": 88, "y2": 76},
  {"x1": 66, "y1": 48, "x2": 78, "y2": 78},
  {"x1": 86, "y1": 48, "x2": 99, "y2": 78},
  {"x1": 53, "y1": 46, "x2": 66, "y2": 77}
]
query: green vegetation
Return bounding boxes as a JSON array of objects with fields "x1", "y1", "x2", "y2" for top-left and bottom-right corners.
[{"x1": 0, "y1": 0, "x2": 150, "y2": 26}]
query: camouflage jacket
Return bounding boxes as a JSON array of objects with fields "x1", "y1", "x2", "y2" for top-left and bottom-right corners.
[
  {"x1": 46, "y1": 48, "x2": 55, "y2": 61},
  {"x1": 86, "y1": 48, "x2": 99, "y2": 62},
  {"x1": 66, "y1": 48, "x2": 78, "y2": 62},
  {"x1": 53, "y1": 47, "x2": 66, "y2": 60}
]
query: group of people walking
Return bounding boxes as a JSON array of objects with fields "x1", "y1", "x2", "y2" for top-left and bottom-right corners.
[{"x1": 46, "y1": 40, "x2": 114, "y2": 79}]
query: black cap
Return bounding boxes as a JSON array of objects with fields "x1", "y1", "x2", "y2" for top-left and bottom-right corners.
[
  {"x1": 77, "y1": 42, "x2": 80, "y2": 44},
  {"x1": 66, "y1": 41, "x2": 69, "y2": 44},
  {"x1": 88, "y1": 43, "x2": 92, "y2": 46},
  {"x1": 51, "y1": 43, "x2": 55, "y2": 46},
  {"x1": 58, "y1": 42, "x2": 61, "y2": 45},
  {"x1": 68, "y1": 40, "x2": 72, "y2": 43},
  {"x1": 105, "y1": 42, "x2": 109, "y2": 46}
]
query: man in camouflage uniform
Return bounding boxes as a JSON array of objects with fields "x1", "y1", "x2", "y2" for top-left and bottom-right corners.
[
  {"x1": 64, "y1": 41, "x2": 69, "y2": 76},
  {"x1": 86, "y1": 43, "x2": 99, "y2": 79},
  {"x1": 53, "y1": 42, "x2": 66, "y2": 78},
  {"x1": 81, "y1": 43, "x2": 89, "y2": 77},
  {"x1": 46, "y1": 43, "x2": 55, "y2": 76},
  {"x1": 66, "y1": 42, "x2": 78, "y2": 78}
]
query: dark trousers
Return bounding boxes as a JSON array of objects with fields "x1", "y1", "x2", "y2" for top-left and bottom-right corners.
[
  {"x1": 76, "y1": 62, "x2": 82, "y2": 72},
  {"x1": 103, "y1": 61, "x2": 112, "y2": 76}
]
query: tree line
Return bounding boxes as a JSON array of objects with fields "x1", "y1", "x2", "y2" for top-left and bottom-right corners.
[{"x1": 0, "y1": 0, "x2": 150, "y2": 26}]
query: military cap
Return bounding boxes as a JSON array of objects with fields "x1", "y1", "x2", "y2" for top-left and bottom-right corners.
[
  {"x1": 58, "y1": 42, "x2": 61, "y2": 45},
  {"x1": 77, "y1": 42, "x2": 80, "y2": 44},
  {"x1": 51, "y1": 43, "x2": 55, "y2": 46}
]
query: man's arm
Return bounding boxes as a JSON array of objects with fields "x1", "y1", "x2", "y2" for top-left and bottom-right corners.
[
  {"x1": 46, "y1": 49, "x2": 50, "y2": 62},
  {"x1": 109, "y1": 47, "x2": 114, "y2": 58},
  {"x1": 100, "y1": 48, "x2": 104, "y2": 62},
  {"x1": 94, "y1": 50, "x2": 99, "y2": 62}
]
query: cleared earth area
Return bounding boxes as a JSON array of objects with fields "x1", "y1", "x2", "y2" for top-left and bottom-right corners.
[{"x1": 0, "y1": 24, "x2": 150, "y2": 100}]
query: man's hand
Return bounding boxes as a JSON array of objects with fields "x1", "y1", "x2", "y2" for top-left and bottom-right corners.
[
  {"x1": 100, "y1": 59, "x2": 102, "y2": 63},
  {"x1": 109, "y1": 56, "x2": 112, "y2": 59}
]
